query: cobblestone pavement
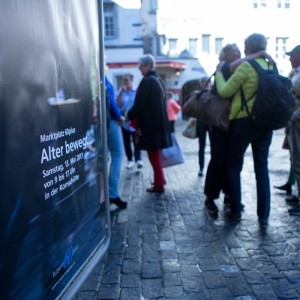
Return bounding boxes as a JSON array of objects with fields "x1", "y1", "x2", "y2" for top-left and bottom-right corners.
[{"x1": 75, "y1": 120, "x2": 300, "y2": 300}]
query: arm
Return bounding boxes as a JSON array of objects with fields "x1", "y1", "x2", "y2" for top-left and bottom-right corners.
[
  {"x1": 216, "y1": 63, "x2": 249, "y2": 98},
  {"x1": 229, "y1": 50, "x2": 275, "y2": 73},
  {"x1": 105, "y1": 77, "x2": 124, "y2": 125},
  {"x1": 171, "y1": 99, "x2": 181, "y2": 114},
  {"x1": 116, "y1": 87, "x2": 124, "y2": 106}
]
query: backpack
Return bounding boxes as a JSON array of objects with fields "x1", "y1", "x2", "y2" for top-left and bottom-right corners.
[{"x1": 241, "y1": 60, "x2": 295, "y2": 130}]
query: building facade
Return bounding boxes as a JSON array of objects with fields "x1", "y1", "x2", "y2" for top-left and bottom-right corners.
[{"x1": 104, "y1": 0, "x2": 300, "y2": 105}]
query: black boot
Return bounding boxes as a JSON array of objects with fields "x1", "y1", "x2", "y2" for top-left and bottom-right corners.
[
  {"x1": 110, "y1": 197, "x2": 128, "y2": 209},
  {"x1": 274, "y1": 183, "x2": 292, "y2": 195}
]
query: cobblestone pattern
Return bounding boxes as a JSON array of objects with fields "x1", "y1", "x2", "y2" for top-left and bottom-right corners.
[{"x1": 75, "y1": 120, "x2": 300, "y2": 300}]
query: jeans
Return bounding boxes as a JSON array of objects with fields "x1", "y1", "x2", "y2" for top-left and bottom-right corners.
[
  {"x1": 169, "y1": 120, "x2": 175, "y2": 133},
  {"x1": 228, "y1": 118, "x2": 273, "y2": 220},
  {"x1": 121, "y1": 127, "x2": 141, "y2": 162},
  {"x1": 107, "y1": 119, "x2": 124, "y2": 199}
]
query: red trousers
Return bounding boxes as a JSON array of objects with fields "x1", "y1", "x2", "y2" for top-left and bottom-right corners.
[{"x1": 147, "y1": 150, "x2": 165, "y2": 188}]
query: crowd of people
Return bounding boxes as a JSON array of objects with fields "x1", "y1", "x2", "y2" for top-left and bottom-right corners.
[{"x1": 104, "y1": 33, "x2": 300, "y2": 228}]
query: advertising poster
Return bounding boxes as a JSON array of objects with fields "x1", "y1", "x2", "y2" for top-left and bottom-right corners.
[{"x1": 0, "y1": 1, "x2": 109, "y2": 299}]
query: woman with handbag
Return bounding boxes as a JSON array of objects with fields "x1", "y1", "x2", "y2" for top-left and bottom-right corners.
[
  {"x1": 215, "y1": 33, "x2": 275, "y2": 226},
  {"x1": 204, "y1": 44, "x2": 241, "y2": 215},
  {"x1": 204, "y1": 43, "x2": 274, "y2": 216}
]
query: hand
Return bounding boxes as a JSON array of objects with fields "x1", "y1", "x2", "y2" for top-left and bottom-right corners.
[
  {"x1": 92, "y1": 113, "x2": 99, "y2": 124},
  {"x1": 118, "y1": 116, "x2": 125, "y2": 126}
]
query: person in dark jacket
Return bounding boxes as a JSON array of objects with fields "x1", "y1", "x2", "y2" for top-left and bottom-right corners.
[{"x1": 128, "y1": 54, "x2": 172, "y2": 193}]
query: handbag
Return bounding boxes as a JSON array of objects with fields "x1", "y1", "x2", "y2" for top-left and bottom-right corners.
[
  {"x1": 160, "y1": 133, "x2": 185, "y2": 168},
  {"x1": 182, "y1": 73, "x2": 230, "y2": 131},
  {"x1": 182, "y1": 118, "x2": 197, "y2": 139}
]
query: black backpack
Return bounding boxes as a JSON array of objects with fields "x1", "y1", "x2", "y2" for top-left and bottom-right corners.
[{"x1": 241, "y1": 60, "x2": 295, "y2": 130}]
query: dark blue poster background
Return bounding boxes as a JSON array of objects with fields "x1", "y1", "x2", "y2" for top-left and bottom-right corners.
[{"x1": 0, "y1": 1, "x2": 108, "y2": 299}]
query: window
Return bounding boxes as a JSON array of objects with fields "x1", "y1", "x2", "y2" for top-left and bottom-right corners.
[
  {"x1": 104, "y1": 4, "x2": 116, "y2": 38},
  {"x1": 149, "y1": 0, "x2": 158, "y2": 14},
  {"x1": 277, "y1": 0, "x2": 290, "y2": 8},
  {"x1": 169, "y1": 38, "x2": 178, "y2": 56},
  {"x1": 202, "y1": 34, "x2": 210, "y2": 54},
  {"x1": 189, "y1": 38, "x2": 198, "y2": 57},
  {"x1": 276, "y1": 37, "x2": 288, "y2": 59},
  {"x1": 215, "y1": 38, "x2": 223, "y2": 55},
  {"x1": 253, "y1": 0, "x2": 267, "y2": 8}
]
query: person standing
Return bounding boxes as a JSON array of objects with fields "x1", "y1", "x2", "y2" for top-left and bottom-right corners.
[
  {"x1": 203, "y1": 43, "x2": 270, "y2": 215},
  {"x1": 285, "y1": 45, "x2": 300, "y2": 215},
  {"x1": 128, "y1": 54, "x2": 172, "y2": 193},
  {"x1": 197, "y1": 76, "x2": 211, "y2": 177},
  {"x1": 204, "y1": 44, "x2": 241, "y2": 214},
  {"x1": 116, "y1": 74, "x2": 143, "y2": 169},
  {"x1": 166, "y1": 92, "x2": 181, "y2": 133},
  {"x1": 215, "y1": 33, "x2": 274, "y2": 226},
  {"x1": 105, "y1": 77, "x2": 127, "y2": 208}
]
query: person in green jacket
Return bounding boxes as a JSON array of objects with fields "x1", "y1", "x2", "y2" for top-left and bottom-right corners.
[{"x1": 215, "y1": 33, "x2": 274, "y2": 227}]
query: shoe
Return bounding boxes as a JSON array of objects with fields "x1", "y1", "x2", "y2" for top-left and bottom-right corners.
[
  {"x1": 258, "y1": 218, "x2": 268, "y2": 227},
  {"x1": 205, "y1": 198, "x2": 219, "y2": 215},
  {"x1": 146, "y1": 186, "x2": 164, "y2": 193},
  {"x1": 274, "y1": 183, "x2": 292, "y2": 195},
  {"x1": 198, "y1": 169, "x2": 203, "y2": 177},
  {"x1": 223, "y1": 196, "x2": 244, "y2": 211},
  {"x1": 223, "y1": 195, "x2": 231, "y2": 208},
  {"x1": 288, "y1": 204, "x2": 300, "y2": 215},
  {"x1": 286, "y1": 195, "x2": 299, "y2": 204},
  {"x1": 110, "y1": 197, "x2": 127, "y2": 209},
  {"x1": 126, "y1": 161, "x2": 134, "y2": 169},
  {"x1": 136, "y1": 160, "x2": 143, "y2": 169},
  {"x1": 224, "y1": 210, "x2": 241, "y2": 222}
]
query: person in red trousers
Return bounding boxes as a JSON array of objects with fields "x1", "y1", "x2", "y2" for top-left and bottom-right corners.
[{"x1": 128, "y1": 54, "x2": 172, "y2": 193}]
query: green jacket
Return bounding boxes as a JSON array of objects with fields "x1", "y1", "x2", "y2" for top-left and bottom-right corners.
[{"x1": 215, "y1": 58, "x2": 273, "y2": 120}]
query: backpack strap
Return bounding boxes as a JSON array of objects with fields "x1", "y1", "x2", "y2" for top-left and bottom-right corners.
[
  {"x1": 248, "y1": 59, "x2": 278, "y2": 73},
  {"x1": 240, "y1": 87, "x2": 251, "y2": 117}
]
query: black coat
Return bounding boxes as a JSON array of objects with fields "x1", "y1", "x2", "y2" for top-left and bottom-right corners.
[{"x1": 128, "y1": 71, "x2": 172, "y2": 150}]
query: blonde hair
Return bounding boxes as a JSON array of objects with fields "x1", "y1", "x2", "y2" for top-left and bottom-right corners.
[{"x1": 218, "y1": 43, "x2": 239, "y2": 61}]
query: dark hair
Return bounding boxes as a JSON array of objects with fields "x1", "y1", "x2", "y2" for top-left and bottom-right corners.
[
  {"x1": 123, "y1": 73, "x2": 133, "y2": 80},
  {"x1": 244, "y1": 33, "x2": 267, "y2": 53}
]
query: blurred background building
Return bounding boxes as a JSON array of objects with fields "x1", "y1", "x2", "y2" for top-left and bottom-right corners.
[{"x1": 104, "y1": 0, "x2": 299, "y2": 106}]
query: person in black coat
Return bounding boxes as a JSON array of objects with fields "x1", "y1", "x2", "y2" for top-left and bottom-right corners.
[{"x1": 128, "y1": 54, "x2": 172, "y2": 193}]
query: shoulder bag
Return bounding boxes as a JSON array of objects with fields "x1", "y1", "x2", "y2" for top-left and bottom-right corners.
[{"x1": 182, "y1": 72, "x2": 230, "y2": 131}]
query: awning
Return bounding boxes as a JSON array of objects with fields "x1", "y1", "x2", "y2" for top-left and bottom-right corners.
[{"x1": 107, "y1": 60, "x2": 186, "y2": 71}]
